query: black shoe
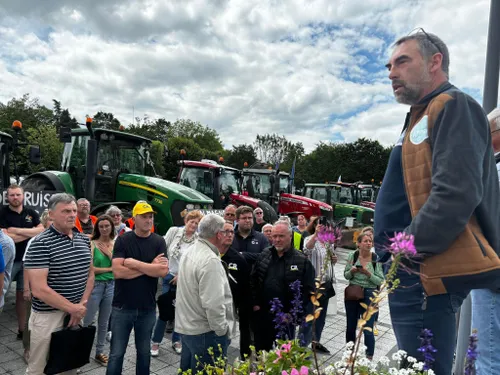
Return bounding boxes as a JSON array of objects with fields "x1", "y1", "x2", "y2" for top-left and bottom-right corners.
[
  {"x1": 17, "y1": 330, "x2": 23, "y2": 340},
  {"x1": 313, "y1": 342, "x2": 330, "y2": 354}
]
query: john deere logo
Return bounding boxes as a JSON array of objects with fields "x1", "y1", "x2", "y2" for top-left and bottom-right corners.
[{"x1": 410, "y1": 115, "x2": 429, "y2": 145}]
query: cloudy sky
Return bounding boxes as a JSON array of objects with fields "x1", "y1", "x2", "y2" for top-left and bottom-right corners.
[{"x1": 0, "y1": 0, "x2": 492, "y2": 151}]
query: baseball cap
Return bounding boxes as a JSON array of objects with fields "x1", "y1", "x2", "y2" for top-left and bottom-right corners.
[{"x1": 132, "y1": 201, "x2": 156, "y2": 217}]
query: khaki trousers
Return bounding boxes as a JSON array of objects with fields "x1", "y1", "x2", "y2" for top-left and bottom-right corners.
[{"x1": 26, "y1": 309, "x2": 77, "y2": 375}]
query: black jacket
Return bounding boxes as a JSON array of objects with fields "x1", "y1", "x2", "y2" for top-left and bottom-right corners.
[
  {"x1": 232, "y1": 228, "x2": 269, "y2": 264},
  {"x1": 250, "y1": 246, "x2": 315, "y2": 312},
  {"x1": 221, "y1": 247, "x2": 251, "y2": 315}
]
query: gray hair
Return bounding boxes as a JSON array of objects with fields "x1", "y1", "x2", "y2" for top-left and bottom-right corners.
[
  {"x1": 48, "y1": 193, "x2": 76, "y2": 211},
  {"x1": 273, "y1": 221, "x2": 293, "y2": 234},
  {"x1": 198, "y1": 214, "x2": 225, "y2": 239},
  {"x1": 105, "y1": 205, "x2": 122, "y2": 215},
  {"x1": 224, "y1": 204, "x2": 237, "y2": 212},
  {"x1": 262, "y1": 223, "x2": 273, "y2": 231},
  {"x1": 488, "y1": 108, "x2": 500, "y2": 131},
  {"x1": 77, "y1": 198, "x2": 90, "y2": 205},
  {"x1": 278, "y1": 216, "x2": 291, "y2": 224},
  {"x1": 394, "y1": 31, "x2": 450, "y2": 77},
  {"x1": 40, "y1": 209, "x2": 51, "y2": 227}
]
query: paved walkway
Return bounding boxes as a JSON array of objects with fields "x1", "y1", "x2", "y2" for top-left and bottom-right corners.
[{"x1": 0, "y1": 248, "x2": 397, "y2": 375}]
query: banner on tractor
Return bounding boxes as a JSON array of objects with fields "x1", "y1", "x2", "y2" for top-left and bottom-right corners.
[{"x1": 1, "y1": 190, "x2": 60, "y2": 215}]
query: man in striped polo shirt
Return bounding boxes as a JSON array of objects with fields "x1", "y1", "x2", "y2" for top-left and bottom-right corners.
[{"x1": 24, "y1": 193, "x2": 94, "y2": 375}]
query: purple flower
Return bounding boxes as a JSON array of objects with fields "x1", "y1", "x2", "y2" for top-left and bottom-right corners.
[
  {"x1": 269, "y1": 281, "x2": 305, "y2": 340},
  {"x1": 388, "y1": 232, "x2": 417, "y2": 256},
  {"x1": 464, "y1": 331, "x2": 478, "y2": 375},
  {"x1": 289, "y1": 280, "x2": 303, "y2": 326},
  {"x1": 317, "y1": 226, "x2": 341, "y2": 246},
  {"x1": 418, "y1": 329, "x2": 437, "y2": 371}
]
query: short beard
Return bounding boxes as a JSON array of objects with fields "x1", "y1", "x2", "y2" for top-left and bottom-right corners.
[{"x1": 394, "y1": 67, "x2": 432, "y2": 105}]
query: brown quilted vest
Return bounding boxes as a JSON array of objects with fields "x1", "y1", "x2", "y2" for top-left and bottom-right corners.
[{"x1": 402, "y1": 93, "x2": 500, "y2": 296}]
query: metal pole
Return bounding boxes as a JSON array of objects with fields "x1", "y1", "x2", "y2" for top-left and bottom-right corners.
[
  {"x1": 454, "y1": 1, "x2": 500, "y2": 373},
  {"x1": 482, "y1": 0, "x2": 500, "y2": 114}
]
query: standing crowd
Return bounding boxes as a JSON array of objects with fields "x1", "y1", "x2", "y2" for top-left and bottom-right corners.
[{"x1": 1, "y1": 30, "x2": 500, "y2": 375}]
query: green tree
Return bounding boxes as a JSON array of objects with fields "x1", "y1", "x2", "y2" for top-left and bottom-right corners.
[
  {"x1": 254, "y1": 134, "x2": 293, "y2": 166},
  {"x1": 0, "y1": 94, "x2": 53, "y2": 133},
  {"x1": 23, "y1": 125, "x2": 64, "y2": 173},
  {"x1": 226, "y1": 144, "x2": 257, "y2": 169},
  {"x1": 168, "y1": 119, "x2": 223, "y2": 152},
  {"x1": 150, "y1": 140, "x2": 166, "y2": 177},
  {"x1": 92, "y1": 111, "x2": 121, "y2": 130}
]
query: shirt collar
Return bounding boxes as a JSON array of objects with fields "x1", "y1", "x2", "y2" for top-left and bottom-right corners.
[{"x1": 198, "y1": 238, "x2": 220, "y2": 256}]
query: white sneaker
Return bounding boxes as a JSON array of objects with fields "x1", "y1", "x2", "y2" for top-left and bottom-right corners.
[
  {"x1": 172, "y1": 342, "x2": 182, "y2": 355},
  {"x1": 151, "y1": 343, "x2": 160, "y2": 357},
  {"x1": 106, "y1": 331, "x2": 112, "y2": 342}
]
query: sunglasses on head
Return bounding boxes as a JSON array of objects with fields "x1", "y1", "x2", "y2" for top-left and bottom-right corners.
[{"x1": 408, "y1": 27, "x2": 442, "y2": 56}]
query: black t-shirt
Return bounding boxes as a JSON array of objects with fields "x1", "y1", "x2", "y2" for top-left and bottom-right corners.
[
  {"x1": 80, "y1": 220, "x2": 94, "y2": 235},
  {"x1": 0, "y1": 206, "x2": 41, "y2": 261},
  {"x1": 112, "y1": 231, "x2": 167, "y2": 310},
  {"x1": 253, "y1": 221, "x2": 266, "y2": 232}
]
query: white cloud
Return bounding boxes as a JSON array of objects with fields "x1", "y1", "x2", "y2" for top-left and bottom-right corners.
[{"x1": 0, "y1": 0, "x2": 493, "y2": 154}]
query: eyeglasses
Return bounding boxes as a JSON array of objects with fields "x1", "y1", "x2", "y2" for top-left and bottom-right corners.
[
  {"x1": 220, "y1": 230, "x2": 234, "y2": 236},
  {"x1": 408, "y1": 27, "x2": 442, "y2": 56},
  {"x1": 109, "y1": 213, "x2": 122, "y2": 217},
  {"x1": 255, "y1": 211, "x2": 263, "y2": 215}
]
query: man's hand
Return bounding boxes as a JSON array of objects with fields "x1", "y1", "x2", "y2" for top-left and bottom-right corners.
[
  {"x1": 253, "y1": 305, "x2": 260, "y2": 312},
  {"x1": 123, "y1": 258, "x2": 138, "y2": 269},
  {"x1": 67, "y1": 301, "x2": 87, "y2": 327},
  {"x1": 152, "y1": 254, "x2": 168, "y2": 265},
  {"x1": 170, "y1": 275, "x2": 178, "y2": 285},
  {"x1": 23, "y1": 289, "x2": 31, "y2": 301}
]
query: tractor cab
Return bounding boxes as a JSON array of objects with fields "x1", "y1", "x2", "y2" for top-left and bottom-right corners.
[
  {"x1": 177, "y1": 159, "x2": 241, "y2": 209},
  {"x1": 61, "y1": 128, "x2": 155, "y2": 203}
]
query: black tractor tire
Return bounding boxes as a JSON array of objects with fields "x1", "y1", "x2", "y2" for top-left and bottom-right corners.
[{"x1": 258, "y1": 200, "x2": 278, "y2": 224}]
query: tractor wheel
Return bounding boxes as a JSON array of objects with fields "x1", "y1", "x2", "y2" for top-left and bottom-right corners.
[{"x1": 258, "y1": 201, "x2": 278, "y2": 224}]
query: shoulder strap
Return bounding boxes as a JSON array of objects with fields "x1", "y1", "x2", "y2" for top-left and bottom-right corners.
[
  {"x1": 353, "y1": 250, "x2": 359, "y2": 264},
  {"x1": 371, "y1": 253, "x2": 377, "y2": 269}
]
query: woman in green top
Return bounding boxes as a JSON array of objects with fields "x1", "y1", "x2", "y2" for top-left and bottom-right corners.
[
  {"x1": 344, "y1": 233, "x2": 384, "y2": 360},
  {"x1": 83, "y1": 215, "x2": 115, "y2": 366}
]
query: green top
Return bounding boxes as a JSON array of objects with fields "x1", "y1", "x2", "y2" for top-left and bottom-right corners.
[
  {"x1": 344, "y1": 251, "x2": 384, "y2": 289},
  {"x1": 93, "y1": 244, "x2": 114, "y2": 281}
]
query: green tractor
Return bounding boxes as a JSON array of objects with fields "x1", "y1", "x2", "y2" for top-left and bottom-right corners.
[
  {"x1": 20, "y1": 118, "x2": 213, "y2": 234},
  {"x1": 302, "y1": 182, "x2": 374, "y2": 228}
]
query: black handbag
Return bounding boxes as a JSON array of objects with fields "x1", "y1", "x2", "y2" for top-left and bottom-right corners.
[
  {"x1": 157, "y1": 287, "x2": 177, "y2": 322},
  {"x1": 319, "y1": 280, "x2": 336, "y2": 300},
  {"x1": 44, "y1": 315, "x2": 96, "y2": 375}
]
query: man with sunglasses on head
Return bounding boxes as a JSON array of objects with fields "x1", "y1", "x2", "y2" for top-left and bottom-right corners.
[{"x1": 375, "y1": 30, "x2": 500, "y2": 375}]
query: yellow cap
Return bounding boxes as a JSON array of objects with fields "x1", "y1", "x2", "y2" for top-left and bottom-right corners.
[{"x1": 132, "y1": 201, "x2": 155, "y2": 217}]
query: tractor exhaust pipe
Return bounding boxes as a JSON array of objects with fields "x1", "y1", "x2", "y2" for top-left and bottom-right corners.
[{"x1": 85, "y1": 139, "x2": 97, "y2": 202}]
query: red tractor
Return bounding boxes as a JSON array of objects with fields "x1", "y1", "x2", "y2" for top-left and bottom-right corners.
[
  {"x1": 241, "y1": 165, "x2": 334, "y2": 222},
  {"x1": 177, "y1": 159, "x2": 333, "y2": 224}
]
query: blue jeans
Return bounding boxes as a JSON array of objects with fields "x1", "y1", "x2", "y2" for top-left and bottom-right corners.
[
  {"x1": 300, "y1": 295, "x2": 330, "y2": 345},
  {"x1": 151, "y1": 273, "x2": 180, "y2": 344},
  {"x1": 83, "y1": 280, "x2": 114, "y2": 355},
  {"x1": 389, "y1": 269, "x2": 466, "y2": 375},
  {"x1": 180, "y1": 331, "x2": 229, "y2": 373},
  {"x1": 471, "y1": 288, "x2": 500, "y2": 375},
  {"x1": 345, "y1": 288, "x2": 376, "y2": 356},
  {"x1": 106, "y1": 307, "x2": 156, "y2": 375}
]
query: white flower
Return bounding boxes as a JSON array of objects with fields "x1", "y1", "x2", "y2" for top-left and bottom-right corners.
[
  {"x1": 412, "y1": 362, "x2": 424, "y2": 371},
  {"x1": 406, "y1": 356, "x2": 417, "y2": 363},
  {"x1": 396, "y1": 350, "x2": 408, "y2": 358},
  {"x1": 427, "y1": 370, "x2": 436, "y2": 375},
  {"x1": 388, "y1": 368, "x2": 398, "y2": 375},
  {"x1": 357, "y1": 357, "x2": 370, "y2": 367},
  {"x1": 345, "y1": 341, "x2": 355, "y2": 350},
  {"x1": 324, "y1": 365, "x2": 335, "y2": 375},
  {"x1": 378, "y1": 356, "x2": 390, "y2": 366},
  {"x1": 392, "y1": 352, "x2": 403, "y2": 362}
]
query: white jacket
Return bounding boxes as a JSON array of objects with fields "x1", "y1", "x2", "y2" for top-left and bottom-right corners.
[{"x1": 175, "y1": 238, "x2": 236, "y2": 338}]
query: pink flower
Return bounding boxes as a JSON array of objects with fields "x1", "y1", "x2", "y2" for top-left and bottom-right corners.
[
  {"x1": 291, "y1": 369, "x2": 299, "y2": 375},
  {"x1": 281, "y1": 342, "x2": 292, "y2": 352},
  {"x1": 282, "y1": 371, "x2": 289, "y2": 375},
  {"x1": 300, "y1": 366, "x2": 309, "y2": 375},
  {"x1": 273, "y1": 349, "x2": 283, "y2": 363},
  {"x1": 389, "y1": 232, "x2": 417, "y2": 256},
  {"x1": 317, "y1": 227, "x2": 341, "y2": 245},
  {"x1": 287, "y1": 367, "x2": 308, "y2": 375},
  {"x1": 250, "y1": 373, "x2": 256, "y2": 375}
]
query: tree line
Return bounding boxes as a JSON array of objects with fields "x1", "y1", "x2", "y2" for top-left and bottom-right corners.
[{"x1": 0, "y1": 94, "x2": 392, "y2": 186}]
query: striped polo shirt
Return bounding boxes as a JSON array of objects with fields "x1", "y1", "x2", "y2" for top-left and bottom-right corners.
[{"x1": 24, "y1": 225, "x2": 92, "y2": 312}]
